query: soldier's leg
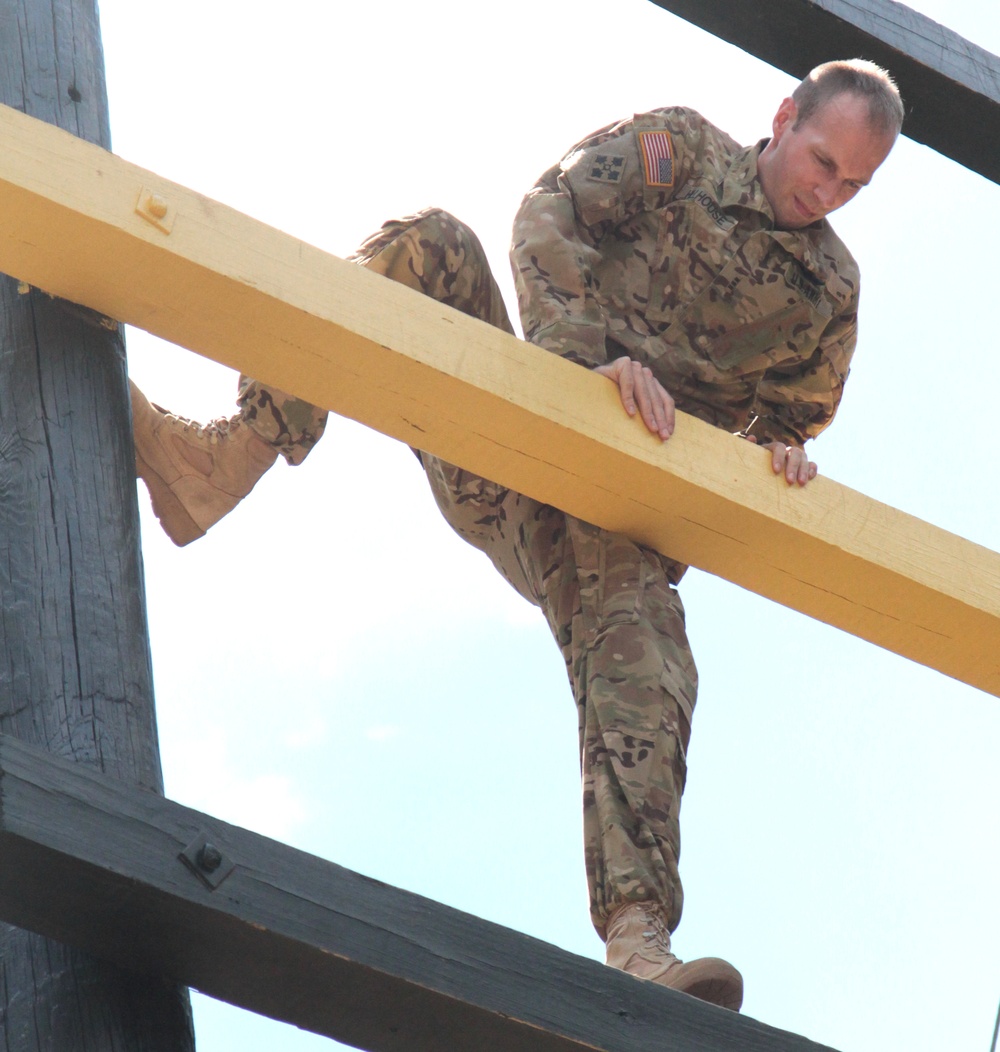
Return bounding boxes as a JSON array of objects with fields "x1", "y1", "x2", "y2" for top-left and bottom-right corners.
[
  {"x1": 420, "y1": 490, "x2": 696, "y2": 939},
  {"x1": 133, "y1": 207, "x2": 502, "y2": 545},
  {"x1": 346, "y1": 209, "x2": 533, "y2": 585},
  {"x1": 232, "y1": 204, "x2": 514, "y2": 464},
  {"x1": 349, "y1": 213, "x2": 697, "y2": 916},
  {"x1": 517, "y1": 512, "x2": 741, "y2": 1008},
  {"x1": 235, "y1": 375, "x2": 328, "y2": 466},
  {"x1": 131, "y1": 369, "x2": 327, "y2": 544},
  {"x1": 445, "y1": 495, "x2": 741, "y2": 1009},
  {"x1": 349, "y1": 208, "x2": 515, "y2": 333},
  {"x1": 520, "y1": 514, "x2": 694, "y2": 935},
  {"x1": 346, "y1": 213, "x2": 732, "y2": 982},
  {"x1": 131, "y1": 381, "x2": 283, "y2": 546}
]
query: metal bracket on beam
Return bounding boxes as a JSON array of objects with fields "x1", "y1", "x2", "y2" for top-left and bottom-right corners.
[
  {"x1": 179, "y1": 831, "x2": 235, "y2": 889},
  {"x1": 135, "y1": 186, "x2": 174, "y2": 233}
]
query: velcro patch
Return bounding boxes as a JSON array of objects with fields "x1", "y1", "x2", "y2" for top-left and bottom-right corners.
[
  {"x1": 785, "y1": 261, "x2": 828, "y2": 313},
  {"x1": 587, "y1": 153, "x2": 627, "y2": 184},
  {"x1": 676, "y1": 185, "x2": 737, "y2": 232},
  {"x1": 638, "y1": 130, "x2": 674, "y2": 188}
]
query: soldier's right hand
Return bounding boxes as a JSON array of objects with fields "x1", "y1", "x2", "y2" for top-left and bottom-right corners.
[{"x1": 595, "y1": 356, "x2": 675, "y2": 441}]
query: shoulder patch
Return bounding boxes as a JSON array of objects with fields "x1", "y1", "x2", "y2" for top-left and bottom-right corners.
[
  {"x1": 586, "y1": 153, "x2": 627, "y2": 184},
  {"x1": 638, "y1": 130, "x2": 674, "y2": 188}
]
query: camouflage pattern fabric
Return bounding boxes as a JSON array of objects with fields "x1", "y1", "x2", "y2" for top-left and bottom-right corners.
[
  {"x1": 354, "y1": 209, "x2": 696, "y2": 936},
  {"x1": 236, "y1": 100, "x2": 866, "y2": 937},
  {"x1": 234, "y1": 206, "x2": 697, "y2": 936},
  {"x1": 511, "y1": 106, "x2": 861, "y2": 447},
  {"x1": 237, "y1": 374, "x2": 328, "y2": 465},
  {"x1": 422, "y1": 457, "x2": 695, "y2": 935},
  {"x1": 234, "y1": 209, "x2": 515, "y2": 462}
]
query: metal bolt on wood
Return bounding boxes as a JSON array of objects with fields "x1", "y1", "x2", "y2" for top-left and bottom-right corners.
[{"x1": 197, "y1": 844, "x2": 223, "y2": 873}]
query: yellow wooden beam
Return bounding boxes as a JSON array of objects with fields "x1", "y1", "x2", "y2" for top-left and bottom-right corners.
[{"x1": 0, "y1": 102, "x2": 997, "y2": 696}]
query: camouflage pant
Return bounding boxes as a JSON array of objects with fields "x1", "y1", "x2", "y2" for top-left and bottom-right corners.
[{"x1": 242, "y1": 208, "x2": 698, "y2": 937}]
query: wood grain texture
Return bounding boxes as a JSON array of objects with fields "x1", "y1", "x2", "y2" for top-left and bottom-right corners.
[
  {"x1": 648, "y1": 0, "x2": 1000, "y2": 184},
  {"x1": 0, "y1": 100, "x2": 996, "y2": 696},
  {"x1": 0, "y1": 734, "x2": 841, "y2": 1052},
  {"x1": 0, "y1": 2, "x2": 194, "y2": 1048}
]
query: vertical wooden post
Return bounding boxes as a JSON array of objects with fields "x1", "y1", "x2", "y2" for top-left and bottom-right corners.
[{"x1": 0, "y1": 1, "x2": 195, "y2": 1048}]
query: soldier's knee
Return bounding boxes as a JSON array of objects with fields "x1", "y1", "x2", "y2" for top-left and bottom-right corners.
[{"x1": 408, "y1": 207, "x2": 489, "y2": 265}]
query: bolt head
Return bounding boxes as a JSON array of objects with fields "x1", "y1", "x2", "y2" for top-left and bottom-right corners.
[
  {"x1": 197, "y1": 843, "x2": 223, "y2": 872},
  {"x1": 146, "y1": 193, "x2": 169, "y2": 219}
]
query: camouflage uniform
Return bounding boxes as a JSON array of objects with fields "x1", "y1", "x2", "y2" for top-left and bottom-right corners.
[
  {"x1": 513, "y1": 106, "x2": 859, "y2": 446},
  {"x1": 238, "y1": 107, "x2": 860, "y2": 939}
]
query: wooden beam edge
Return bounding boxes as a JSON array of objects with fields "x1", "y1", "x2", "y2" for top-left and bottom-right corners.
[
  {"x1": 0, "y1": 103, "x2": 998, "y2": 694},
  {"x1": 0, "y1": 735, "x2": 840, "y2": 1052}
]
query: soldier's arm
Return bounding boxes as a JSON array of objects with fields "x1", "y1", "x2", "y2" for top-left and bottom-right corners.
[
  {"x1": 510, "y1": 181, "x2": 610, "y2": 370},
  {"x1": 511, "y1": 110, "x2": 695, "y2": 437},
  {"x1": 746, "y1": 305, "x2": 858, "y2": 484},
  {"x1": 512, "y1": 184, "x2": 674, "y2": 439}
]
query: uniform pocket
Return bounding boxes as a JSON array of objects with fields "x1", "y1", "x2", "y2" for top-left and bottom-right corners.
[
  {"x1": 655, "y1": 229, "x2": 832, "y2": 372},
  {"x1": 597, "y1": 532, "x2": 647, "y2": 627},
  {"x1": 569, "y1": 518, "x2": 649, "y2": 631}
]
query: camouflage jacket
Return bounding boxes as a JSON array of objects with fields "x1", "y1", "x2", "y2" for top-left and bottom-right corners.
[{"x1": 510, "y1": 107, "x2": 860, "y2": 446}]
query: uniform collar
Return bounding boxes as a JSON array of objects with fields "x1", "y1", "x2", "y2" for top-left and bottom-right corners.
[
  {"x1": 720, "y1": 139, "x2": 834, "y2": 277},
  {"x1": 718, "y1": 140, "x2": 772, "y2": 216}
]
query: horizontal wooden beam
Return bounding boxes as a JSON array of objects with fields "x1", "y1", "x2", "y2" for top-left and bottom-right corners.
[
  {"x1": 0, "y1": 734, "x2": 839, "y2": 1052},
  {"x1": 0, "y1": 103, "x2": 997, "y2": 695},
  {"x1": 649, "y1": 0, "x2": 1000, "y2": 185}
]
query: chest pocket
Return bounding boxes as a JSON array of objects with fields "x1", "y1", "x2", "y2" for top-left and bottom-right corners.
[{"x1": 663, "y1": 230, "x2": 834, "y2": 372}]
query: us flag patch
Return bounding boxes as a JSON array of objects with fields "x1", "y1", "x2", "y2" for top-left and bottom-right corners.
[{"x1": 638, "y1": 130, "x2": 674, "y2": 188}]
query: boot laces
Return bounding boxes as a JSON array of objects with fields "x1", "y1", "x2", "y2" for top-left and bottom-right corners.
[
  {"x1": 639, "y1": 908, "x2": 673, "y2": 955},
  {"x1": 153, "y1": 402, "x2": 241, "y2": 443}
]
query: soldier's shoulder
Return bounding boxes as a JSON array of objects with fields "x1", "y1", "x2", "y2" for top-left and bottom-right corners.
[
  {"x1": 637, "y1": 107, "x2": 741, "y2": 153},
  {"x1": 627, "y1": 107, "x2": 743, "y2": 187},
  {"x1": 530, "y1": 106, "x2": 745, "y2": 226},
  {"x1": 564, "y1": 106, "x2": 740, "y2": 153}
]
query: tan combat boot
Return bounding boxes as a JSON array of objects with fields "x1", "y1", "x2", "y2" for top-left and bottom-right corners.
[
  {"x1": 605, "y1": 902, "x2": 743, "y2": 1011},
  {"x1": 130, "y1": 380, "x2": 278, "y2": 546}
]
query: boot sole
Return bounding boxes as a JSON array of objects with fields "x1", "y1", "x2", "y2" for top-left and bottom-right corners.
[
  {"x1": 660, "y1": 958, "x2": 744, "y2": 1012},
  {"x1": 135, "y1": 448, "x2": 207, "y2": 547}
]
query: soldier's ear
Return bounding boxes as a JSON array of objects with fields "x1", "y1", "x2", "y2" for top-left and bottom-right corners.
[{"x1": 771, "y1": 97, "x2": 797, "y2": 141}]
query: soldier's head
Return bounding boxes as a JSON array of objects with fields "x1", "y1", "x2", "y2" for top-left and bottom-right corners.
[{"x1": 757, "y1": 59, "x2": 903, "y2": 230}]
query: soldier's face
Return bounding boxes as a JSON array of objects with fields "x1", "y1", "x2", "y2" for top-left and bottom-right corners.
[{"x1": 758, "y1": 93, "x2": 895, "y2": 230}]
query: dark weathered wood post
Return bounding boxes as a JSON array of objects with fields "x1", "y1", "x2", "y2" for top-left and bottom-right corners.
[{"x1": 0, "y1": 1, "x2": 195, "y2": 1047}]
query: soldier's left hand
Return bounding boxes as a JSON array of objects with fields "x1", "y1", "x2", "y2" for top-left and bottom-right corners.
[
  {"x1": 742, "y1": 435, "x2": 818, "y2": 486},
  {"x1": 762, "y1": 440, "x2": 817, "y2": 486}
]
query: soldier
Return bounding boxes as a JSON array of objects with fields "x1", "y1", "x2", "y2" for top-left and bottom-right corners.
[{"x1": 131, "y1": 59, "x2": 903, "y2": 1011}]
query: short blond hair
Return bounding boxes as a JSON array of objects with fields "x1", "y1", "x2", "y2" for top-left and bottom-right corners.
[{"x1": 793, "y1": 59, "x2": 904, "y2": 139}]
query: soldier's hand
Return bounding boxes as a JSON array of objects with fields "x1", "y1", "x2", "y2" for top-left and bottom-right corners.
[
  {"x1": 595, "y1": 356, "x2": 674, "y2": 440},
  {"x1": 747, "y1": 437, "x2": 818, "y2": 486}
]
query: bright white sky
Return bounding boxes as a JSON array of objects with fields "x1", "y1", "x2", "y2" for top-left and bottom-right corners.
[{"x1": 96, "y1": 1, "x2": 1000, "y2": 1049}]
